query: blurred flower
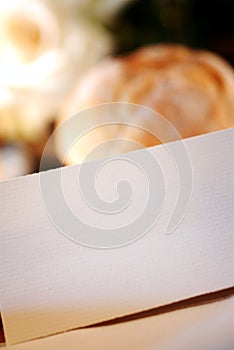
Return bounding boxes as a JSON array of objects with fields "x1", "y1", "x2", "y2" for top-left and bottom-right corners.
[
  {"x1": 0, "y1": 0, "x2": 112, "y2": 143},
  {"x1": 56, "y1": 44, "x2": 234, "y2": 165}
]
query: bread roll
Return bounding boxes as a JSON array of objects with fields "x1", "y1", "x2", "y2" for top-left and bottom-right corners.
[{"x1": 57, "y1": 45, "x2": 234, "y2": 164}]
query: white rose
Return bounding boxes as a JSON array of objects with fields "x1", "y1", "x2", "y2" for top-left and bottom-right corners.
[{"x1": 0, "y1": 0, "x2": 112, "y2": 142}]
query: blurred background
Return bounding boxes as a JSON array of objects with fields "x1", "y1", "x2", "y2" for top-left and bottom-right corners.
[{"x1": 0, "y1": 0, "x2": 234, "y2": 180}]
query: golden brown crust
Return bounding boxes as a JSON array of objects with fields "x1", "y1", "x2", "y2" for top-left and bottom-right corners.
[{"x1": 57, "y1": 44, "x2": 234, "y2": 164}]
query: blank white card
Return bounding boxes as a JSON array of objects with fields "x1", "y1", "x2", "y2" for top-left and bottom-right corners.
[{"x1": 0, "y1": 128, "x2": 234, "y2": 345}]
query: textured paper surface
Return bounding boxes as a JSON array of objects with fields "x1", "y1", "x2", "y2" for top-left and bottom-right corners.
[
  {"x1": 4, "y1": 296, "x2": 234, "y2": 350},
  {"x1": 0, "y1": 129, "x2": 234, "y2": 344}
]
